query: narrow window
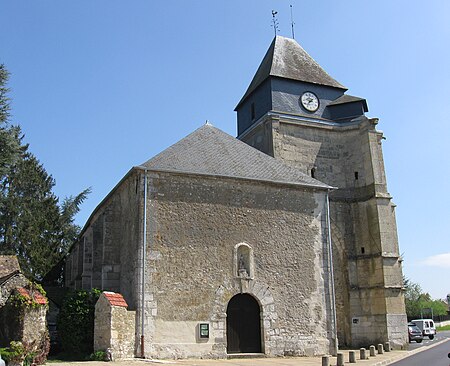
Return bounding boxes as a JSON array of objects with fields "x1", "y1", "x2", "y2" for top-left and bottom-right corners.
[
  {"x1": 251, "y1": 102, "x2": 255, "y2": 120},
  {"x1": 361, "y1": 247, "x2": 365, "y2": 254},
  {"x1": 354, "y1": 171, "x2": 359, "y2": 180},
  {"x1": 311, "y1": 167, "x2": 316, "y2": 178}
]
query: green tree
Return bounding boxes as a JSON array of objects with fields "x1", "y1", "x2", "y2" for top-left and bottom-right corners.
[
  {"x1": 404, "y1": 277, "x2": 448, "y2": 318},
  {"x1": 0, "y1": 64, "x2": 90, "y2": 280},
  {"x1": 0, "y1": 64, "x2": 22, "y2": 177},
  {"x1": 0, "y1": 152, "x2": 90, "y2": 280}
]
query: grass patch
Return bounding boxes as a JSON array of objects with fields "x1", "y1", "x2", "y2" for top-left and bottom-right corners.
[{"x1": 437, "y1": 325, "x2": 450, "y2": 331}]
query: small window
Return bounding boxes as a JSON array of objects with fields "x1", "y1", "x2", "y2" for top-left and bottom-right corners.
[
  {"x1": 311, "y1": 167, "x2": 316, "y2": 178},
  {"x1": 354, "y1": 171, "x2": 359, "y2": 180},
  {"x1": 251, "y1": 102, "x2": 255, "y2": 120},
  {"x1": 361, "y1": 247, "x2": 365, "y2": 254}
]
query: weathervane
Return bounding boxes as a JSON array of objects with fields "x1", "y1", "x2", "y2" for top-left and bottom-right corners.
[
  {"x1": 290, "y1": 5, "x2": 295, "y2": 39},
  {"x1": 271, "y1": 10, "x2": 279, "y2": 37}
]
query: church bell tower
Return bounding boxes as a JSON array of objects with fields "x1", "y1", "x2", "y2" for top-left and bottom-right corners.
[{"x1": 236, "y1": 36, "x2": 407, "y2": 348}]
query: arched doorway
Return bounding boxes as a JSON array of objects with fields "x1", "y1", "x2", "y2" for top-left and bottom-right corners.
[{"x1": 226, "y1": 293, "x2": 262, "y2": 353}]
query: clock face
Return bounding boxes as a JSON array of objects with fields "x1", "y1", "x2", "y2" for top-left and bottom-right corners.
[{"x1": 301, "y1": 92, "x2": 319, "y2": 112}]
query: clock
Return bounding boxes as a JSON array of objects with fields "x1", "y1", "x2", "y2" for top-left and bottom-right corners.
[{"x1": 301, "y1": 92, "x2": 319, "y2": 112}]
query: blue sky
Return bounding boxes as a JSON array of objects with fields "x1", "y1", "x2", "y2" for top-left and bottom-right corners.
[{"x1": 1, "y1": 1, "x2": 449, "y2": 300}]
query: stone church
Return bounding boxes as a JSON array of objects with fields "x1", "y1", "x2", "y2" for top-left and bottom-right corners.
[{"x1": 64, "y1": 36, "x2": 407, "y2": 359}]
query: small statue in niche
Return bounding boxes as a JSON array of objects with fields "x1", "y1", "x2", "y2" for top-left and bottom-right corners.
[{"x1": 238, "y1": 253, "x2": 249, "y2": 277}]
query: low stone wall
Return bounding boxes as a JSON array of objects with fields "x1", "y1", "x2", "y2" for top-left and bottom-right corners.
[
  {"x1": 94, "y1": 292, "x2": 136, "y2": 360},
  {"x1": 0, "y1": 287, "x2": 49, "y2": 363}
]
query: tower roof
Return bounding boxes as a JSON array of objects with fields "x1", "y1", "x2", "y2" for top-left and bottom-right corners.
[
  {"x1": 140, "y1": 123, "x2": 330, "y2": 189},
  {"x1": 236, "y1": 36, "x2": 347, "y2": 109}
]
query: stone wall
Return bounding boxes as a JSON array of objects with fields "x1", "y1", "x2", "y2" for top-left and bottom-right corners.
[
  {"x1": 22, "y1": 306, "x2": 48, "y2": 350},
  {"x1": 65, "y1": 172, "x2": 141, "y2": 311},
  {"x1": 0, "y1": 289, "x2": 48, "y2": 361},
  {"x1": 139, "y1": 171, "x2": 334, "y2": 359},
  {"x1": 94, "y1": 292, "x2": 136, "y2": 360},
  {"x1": 0, "y1": 273, "x2": 29, "y2": 307},
  {"x1": 66, "y1": 147, "x2": 349, "y2": 359},
  {"x1": 240, "y1": 113, "x2": 407, "y2": 348}
]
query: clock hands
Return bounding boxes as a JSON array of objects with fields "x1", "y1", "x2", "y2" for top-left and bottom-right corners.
[{"x1": 301, "y1": 92, "x2": 319, "y2": 112}]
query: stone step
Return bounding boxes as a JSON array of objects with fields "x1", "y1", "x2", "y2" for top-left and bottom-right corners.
[{"x1": 227, "y1": 353, "x2": 266, "y2": 359}]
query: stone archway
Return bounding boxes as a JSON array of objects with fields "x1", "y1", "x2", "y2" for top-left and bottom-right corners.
[
  {"x1": 211, "y1": 281, "x2": 278, "y2": 357},
  {"x1": 226, "y1": 293, "x2": 261, "y2": 353}
]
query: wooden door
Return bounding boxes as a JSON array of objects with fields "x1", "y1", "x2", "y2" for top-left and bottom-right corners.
[{"x1": 226, "y1": 293, "x2": 262, "y2": 353}]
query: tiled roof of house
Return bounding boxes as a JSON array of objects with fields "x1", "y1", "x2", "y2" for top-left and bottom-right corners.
[
  {"x1": 103, "y1": 292, "x2": 128, "y2": 308},
  {"x1": 141, "y1": 123, "x2": 331, "y2": 190},
  {"x1": 17, "y1": 287, "x2": 48, "y2": 305}
]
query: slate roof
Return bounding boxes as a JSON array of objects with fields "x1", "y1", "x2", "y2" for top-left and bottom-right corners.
[
  {"x1": 236, "y1": 36, "x2": 347, "y2": 109},
  {"x1": 328, "y1": 94, "x2": 368, "y2": 111},
  {"x1": 140, "y1": 123, "x2": 331, "y2": 189},
  {"x1": 103, "y1": 292, "x2": 128, "y2": 308},
  {"x1": 0, "y1": 255, "x2": 21, "y2": 281}
]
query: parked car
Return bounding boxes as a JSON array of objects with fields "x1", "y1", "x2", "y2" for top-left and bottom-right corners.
[
  {"x1": 411, "y1": 319, "x2": 436, "y2": 340},
  {"x1": 408, "y1": 322, "x2": 423, "y2": 343}
]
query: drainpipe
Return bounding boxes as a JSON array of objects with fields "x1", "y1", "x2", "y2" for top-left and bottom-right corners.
[
  {"x1": 326, "y1": 190, "x2": 338, "y2": 356},
  {"x1": 140, "y1": 169, "x2": 148, "y2": 358}
]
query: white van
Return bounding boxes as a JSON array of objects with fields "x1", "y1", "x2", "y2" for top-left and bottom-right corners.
[{"x1": 411, "y1": 319, "x2": 436, "y2": 339}]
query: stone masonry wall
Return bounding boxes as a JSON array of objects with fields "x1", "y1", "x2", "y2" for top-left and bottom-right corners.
[
  {"x1": 0, "y1": 274, "x2": 28, "y2": 307},
  {"x1": 263, "y1": 115, "x2": 406, "y2": 348},
  {"x1": 22, "y1": 306, "x2": 48, "y2": 349},
  {"x1": 0, "y1": 301, "x2": 48, "y2": 357},
  {"x1": 94, "y1": 293, "x2": 136, "y2": 360},
  {"x1": 94, "y1": 295, "x2": 111, "y2": 353},
  {"x1": 66, "y1": 173, "x2": 141, "y2": 312},
  {"x1": 139, "y1": 171, "x2": 334, "y2": 359}
]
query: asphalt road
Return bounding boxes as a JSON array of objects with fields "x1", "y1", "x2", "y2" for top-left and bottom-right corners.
[
  {"x1": 391, "y1": 332, "x2": 450, "y2": 366},
  {"x1": 408, "y1": 330, "x2": 450, "y2": 351}
]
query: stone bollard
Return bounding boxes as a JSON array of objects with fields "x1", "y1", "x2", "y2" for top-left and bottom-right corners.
[
  {"x1": 322, "y1": 355, "x2": 330, "y2": 366},
  {"x1": 384, "y1": 341, "x2": 391, "y2": 352},
  {"x1": 337, "y1": 353, "x2": 344, "y2": 366},
  {"x1": 360, "y1": 348, "x2": 367, "y2": 360},
  {"x1": 369, "y1": 345, "x2": 376, "y2": 357},
  {"x1": 377, "y1": 343, "x2": 384, "y2": 354},
  {"x1": 349, "y1": 350, "x2": 356, "y2": 363}
]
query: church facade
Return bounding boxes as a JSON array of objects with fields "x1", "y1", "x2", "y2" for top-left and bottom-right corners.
[{"x1": 64, "y1": 36, "x2": 407, "y2": 359}]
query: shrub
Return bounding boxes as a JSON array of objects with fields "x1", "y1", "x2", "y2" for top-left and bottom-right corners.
[
  {"x1": 57, "y1": 289, "x2": 101, "y2": 357},
  {"x1": 0, "y1": 341, "x2": 36, "y2": 366},
  {"x1": 90, "y1": 350, "x2": 106, "y2": 361}
]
